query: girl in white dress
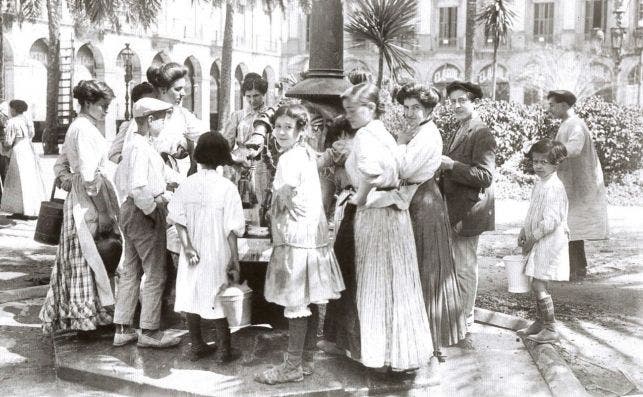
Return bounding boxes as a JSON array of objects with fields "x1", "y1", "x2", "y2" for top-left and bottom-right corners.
[
  {"x1": 517, "y1": 139, "x2": 569, "y2": 344},
  {"x1": 255, "y1": 104, "x2": 345, "y2": 385},
  {"x1": 167, "y1": 132, "x2": 245, "y2": 363}
]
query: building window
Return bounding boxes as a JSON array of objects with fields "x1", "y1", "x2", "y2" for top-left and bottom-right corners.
[
  {"x1": 438, "y1": 7, "x2": 458, "y2": 47},
  {"x1": 585, "y1": 0, "x2": 607, "y2": 35},
  {"x1": 638, "y1": 0, "x2": 643, "y2": 27},
  {"x1": 533, "y1": 2, "x2": 554, "y2": 42}
]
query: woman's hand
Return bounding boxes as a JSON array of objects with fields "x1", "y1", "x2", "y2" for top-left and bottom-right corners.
[
  {"x1": 226, "y1": 258, "x2": 240, "y2": 284},
  {"x1": 517, "y1": 228, "x2": 526, "y2": 248},
  {"x1": 522, "y1": 236, "x2": 535, "y2": 256},
  {"x1": 185, "y1": 244, "x2": 200, "y2": 266},
  {"x1": 97, "y1": 214, "x2": 113, "y2": 235}
]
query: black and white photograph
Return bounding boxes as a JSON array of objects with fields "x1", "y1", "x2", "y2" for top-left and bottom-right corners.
[{"x1": 0, "y1": 0, "x2": 641, "y2": 396}]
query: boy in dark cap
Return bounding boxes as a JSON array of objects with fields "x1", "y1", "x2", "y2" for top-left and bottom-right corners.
[
  {"x1": 546, "y1": 90, "x2": 608, "y2": 281},
  {"x1": 439, "y1": 81, "x2": 496, "y2": 346}
]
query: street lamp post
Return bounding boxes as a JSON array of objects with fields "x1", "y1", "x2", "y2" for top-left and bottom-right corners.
[
  {"x1": 122, "y1": 43, "x2": 134, "y2": 120},
  {"x1": 635, "y1": 27, "x2": 643, "y2": 106}
]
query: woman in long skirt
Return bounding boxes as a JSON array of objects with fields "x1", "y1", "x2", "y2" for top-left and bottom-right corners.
[
  {"x1": 0, "y1": 100, "x2": 47, "y2": 217},
  {"x1": 395, "y1": 83, "x2": 467, "y2": 362},
  {"x1": 40, "y1": 80, "x2": 119, "y2": 334},
  {"x1": 341, "y1": 83, "x2": 432, "y2": 371}
]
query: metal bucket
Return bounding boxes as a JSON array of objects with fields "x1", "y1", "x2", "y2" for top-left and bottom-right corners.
[
  {"x1": 503, "y1": 255, "x2": 531, "y2": 293},
  {"x1": 34, "y1": 182, "x2": 64, "y2": 245}
]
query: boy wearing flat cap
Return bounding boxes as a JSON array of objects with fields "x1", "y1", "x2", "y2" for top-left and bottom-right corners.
[
  {"x1": 440, "y1": 81, "x2": 496, "y2": 344},
  {"x1": 113, "y1": 98, "x2": 182, "y2": 348},
  {"x1": 547, "y1": 90, "x2": 608, "y2": 280}
]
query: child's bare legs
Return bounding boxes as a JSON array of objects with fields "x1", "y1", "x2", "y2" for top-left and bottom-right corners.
[
  {"x1": 527, "y1": 279, "x2": 560, "y2": 343},
  {"x1": 255, "y1": 305, "x2": 315, "y2": 384}
]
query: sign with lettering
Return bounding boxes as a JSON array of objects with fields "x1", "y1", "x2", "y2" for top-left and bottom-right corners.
[
  {"x1": 478, "y1": 65, "x2": 508, "y2": 83},
  {"x1": 433, "y1": 64, "x2": 461, "y2": 83}
]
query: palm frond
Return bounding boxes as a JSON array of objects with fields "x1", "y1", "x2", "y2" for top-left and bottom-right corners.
[
  {"x1": 344, "y1": 0, "x2": 418, "y2": 82},
  {"x1": 122, "y1": 0, "x2": 162, "y2": 29},
  {"x1": 66, "y1": 0, "x2": 162, "y2": 31},
  {"x1": 475, "y1": 0, "x2": 516, "y2": 43}
]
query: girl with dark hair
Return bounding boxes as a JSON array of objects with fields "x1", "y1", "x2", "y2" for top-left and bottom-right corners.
[
  {"x1": 0, "y1": 99, "x2": 47, "y2": 217},
  {"x1": 140, "y1": 62, "x2": 208, "y2": 174},
  {"x1": 167, "y1": 132, "x2": 245, "y2": 363},
  {"x1": 222, "y1": 72, "x2": 272, "y2": 225},
  {"x1": 255, "y1": 104, "x2": 344, "y2": 385},
  {"x1": 517, "y1": 139, "x2": 569, "y2": 344},
  {"x1": 40, "y1": 80, "x2": 119, "y2": 334},
  {"x1": 338, "y1": 83, "x2": 432, "y2": 372},
  {"x1": 395, "y1": 82, "x2": 467, "y2": 363}
]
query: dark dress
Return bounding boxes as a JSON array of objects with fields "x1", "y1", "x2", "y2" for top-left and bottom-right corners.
[
  {"x1": 322, "y1": 202, "x2": 361, "y2": 360},
  {"x1": 410, "y1": 178, "x2": 467, "y2": 354}
]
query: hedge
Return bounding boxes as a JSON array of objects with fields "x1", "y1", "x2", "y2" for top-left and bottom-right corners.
[{"x1": 383, "y1": 96, "x2": 643, "y2": 184}]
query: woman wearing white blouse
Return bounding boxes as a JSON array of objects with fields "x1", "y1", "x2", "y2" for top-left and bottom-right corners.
[
  {"x1": 40, "y1": 80, "x2": 119, "y2": 334},
  {"x1": 342, "y1": 83, "x2": 432, "y2": 372},
  {"x1": 395, "y1": 83, "x2": 467, "y2": 363}
]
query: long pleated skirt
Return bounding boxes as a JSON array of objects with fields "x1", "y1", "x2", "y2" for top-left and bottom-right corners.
[
  {"x1": 410, "y1": 179, "x2": 467, "y2": 352},
  {"x1": 322, "y1": 203, "x2": 361, "y2": 359},
  {"x1": 354, "y1": 205, "x2": 433, "y2": 370}
]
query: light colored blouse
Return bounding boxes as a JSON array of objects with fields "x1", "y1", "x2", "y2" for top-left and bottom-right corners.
[
  {"x1": 397, "y1": 119, "x2": 443, "y2": 184},
  {"x1": 222, "y1": 105, "x2": 268, "y2": 150},
  {"x1": 151, "y1": 105, "x2": 208, "y2": 156},
  {"x1": 57, "y1": 116, "x2": 109, "y2": 185},
  {"x1": 346, "y1": 120, "x2": 409, "y2": 209}
]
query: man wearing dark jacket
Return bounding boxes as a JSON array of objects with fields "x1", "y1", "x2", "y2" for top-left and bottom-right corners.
[{"x1": 440, "y1": 81, "x2": 497, "y2": 338}]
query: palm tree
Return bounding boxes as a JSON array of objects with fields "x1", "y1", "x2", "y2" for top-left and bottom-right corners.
[
  {"x1": 42, "y1": 0, "x2": 162, "y2": 153},
  {"x1": 464, "y1": 0, "x2": 477, "y2": 80},
  {"x1": 1, "y1": 0, "x2": 42, "y2": 99},
  {"x1": 202, "y1": 0, "x2": 311, "y2": 133},
  {"x1": 344, "y1": 0, "x2": 417, "y2": 88},
  {"x1": 476, "y1": 0, "x2": 515, "y2": 100}
]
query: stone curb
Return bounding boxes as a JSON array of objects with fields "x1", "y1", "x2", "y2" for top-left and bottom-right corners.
[
  {"x1": 474, "y1": 307, "x2": 590, "y2": 397},
  {"x1": 0, "y1": 285, "x2": 48, "y2": 304}
]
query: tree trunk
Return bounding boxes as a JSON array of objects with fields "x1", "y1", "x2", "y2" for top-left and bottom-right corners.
[
  {"x1": 491, "y1": 40, "x2": 498, "y2": 100},
  {"x1": 217, "y1": 2, "x2": 234, "y2": 133},
  {"x1": 0, "y1": 0, "x2": 5, "y2": 99},
  {"x1": 464, "y1": 0, "x2": 477, "y2": 81},
  {"x1": 376, "y1": 49, "x2": 383, "y2": 88},
  {"x1": 44, "y1": 0, "x2": 60, "y2": 154}
]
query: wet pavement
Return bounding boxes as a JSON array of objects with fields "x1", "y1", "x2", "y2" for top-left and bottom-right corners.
[{"x1": 51, "y1": 322, "x2": 551, "y2": 396}]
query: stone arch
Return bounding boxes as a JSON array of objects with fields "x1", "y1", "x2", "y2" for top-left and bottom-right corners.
[
  {"x1": 477, "y1": 64, "x2": 510, "y2": 101},
  {"x1": 27, "y1": 38, "x2": 49, "y2": 122},
  {"x1": 75, "y1": 42, "x2": 105, "y2": 82},
  {"x1": 151, "y1": 51, "x2": 172, "y2": 67},
  {"x1": 234, "y1": 63, "x2": 248, "y2": 110},
  {"x1": 209, "y1": 60, "x2": 221, "y2": 131},
  {"x1": 183, "y1": 55, "x2": 203, "y2": 115},
  {"x1": 262, "y1": 65, "x2": 276, "y2": 106},
  {"x1": 2, "y1": 37, "x2": 15, "y2": 100},
  {"x1": 114, "y1": 45, "x2": 143, "y2": 120},
  {"x1": 432, "y1": 63, "x2": 462, "y2": 95},
  {"x1": 627, "y1": 64, "x2": 640, "y2": 85}
]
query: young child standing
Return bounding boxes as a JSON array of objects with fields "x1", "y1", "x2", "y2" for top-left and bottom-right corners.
[
  {"x1": 167, "y1": 132, "x2": 246, "y2": 363},
  {"x1": 113, "y1": 97, "x2": 179, "y2": 348},
  {"x1": 517, "y1": 139, "x2": 570, "y2": 344},
  {"x1": 255, "y1": 104, "x2": 345, "y2": 385}
]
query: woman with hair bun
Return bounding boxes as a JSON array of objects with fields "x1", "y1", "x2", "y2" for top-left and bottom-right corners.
[
  {"x1": 339, "y1": 82, "x2": 432, "y2": 372},
  {"x1": 0, "y1": 99, "x2": 47, "y2": 217},
  {"x1": 40, "y1": 80, "x2": 119, "y2": 334},
  {"x1": 395, "y1": 82, "x2": 467, "y2": 363},
  {"x1": 222, "y1": 72, "x2": 272, "y2": 225},
  {"x1": 144, "y1": 62, "x2": 208, "y2": 174}
]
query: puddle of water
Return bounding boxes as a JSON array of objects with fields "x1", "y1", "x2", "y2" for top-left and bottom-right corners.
[{"x1": 0, "y1": 271, "x2": 28, "y2": 280}]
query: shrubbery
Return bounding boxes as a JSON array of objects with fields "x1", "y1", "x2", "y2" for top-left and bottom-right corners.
[{"x1": 384, "y1": 95, "x2": 643, "y2": 184}]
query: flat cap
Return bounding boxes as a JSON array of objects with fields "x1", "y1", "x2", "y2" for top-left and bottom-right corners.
[
  {"x1": 547, "y1": 90, "x2": 576, "y2": 106},
  {"x1": 446, "y1": 80, "x2": 484, "y2": 100},
  {"x1": 133, "y1": 97, "x2": 172, "y2": 118}
]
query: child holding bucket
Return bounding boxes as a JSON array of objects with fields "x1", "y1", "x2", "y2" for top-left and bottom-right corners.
[
  {"x1": 167, "y1": 132, "x2": 246, "y2": 362},
  {"x1": 517, "y1": 139, "x2": 570, "y2": 344},
  {"x1": 255, "y1": 104, "x2": 345, "y2": 385}
]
